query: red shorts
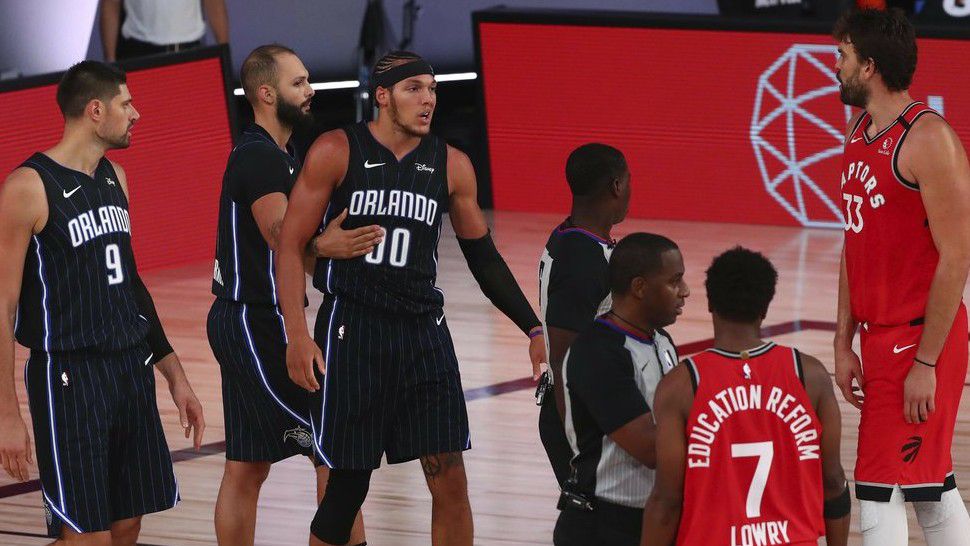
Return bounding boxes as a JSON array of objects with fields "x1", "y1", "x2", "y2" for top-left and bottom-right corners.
[{"x1": 854, "y1": 305, "x2": 968, "y2": 501}]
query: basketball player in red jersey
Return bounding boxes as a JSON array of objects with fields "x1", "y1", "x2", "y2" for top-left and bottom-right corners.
[
  {"x1": 832, "y1": 9, "x2": 970, "y2": 544},
  {"x1": 642, "y1": 247, "x2": 849, "y2": 546}
]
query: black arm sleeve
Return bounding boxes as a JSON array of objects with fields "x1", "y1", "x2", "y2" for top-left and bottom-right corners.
[
  {"x1": 568, "y1": 339, "x2": 649, "y2": 434},
  {"x1": 131, "y1": 271, "x2": 173, "y2": 364},
  {"x1": 458, "y1": 230, "x2": 540, "y2": 335}
]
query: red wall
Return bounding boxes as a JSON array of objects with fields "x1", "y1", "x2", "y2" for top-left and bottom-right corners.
[
  {"x1": 0, "y1": 56, "x2": 233, "y2": 270},
  {"x1": 479, "y1": 23, "x2": 970, "y2": 227}
]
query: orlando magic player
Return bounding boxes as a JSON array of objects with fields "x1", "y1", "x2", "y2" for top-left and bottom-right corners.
[
  {"x1": 0, "y1": 61, "x2": 204, "y2": 543},
  {"x1": 208, "y1": 45, "x2": 379, "y2": 546},
  {"x1": 275, "y1": 51, "x2": 546, "y2": 546},
  {"x1": 537, "y1": 143, "x2": 630, "y2": 487}
]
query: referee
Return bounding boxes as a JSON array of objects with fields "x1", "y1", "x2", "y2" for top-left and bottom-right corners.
[
  {"x1": 538, "y1": 143, "x2": 631, "y2": 487},
  {"x1": 556, "y1": 233, "x2": 689, "y2": 546}
]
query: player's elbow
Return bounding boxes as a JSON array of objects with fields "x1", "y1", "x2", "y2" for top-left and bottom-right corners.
[{"x1": 938, "y1": 247, "x2": 970, "y2": 273}]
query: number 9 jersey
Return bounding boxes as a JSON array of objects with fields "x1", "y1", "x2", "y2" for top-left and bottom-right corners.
[
  {"x1": 15, "y1": 153, "x2": 148, "y2": 352},
  {"x1": 313, "y1": 121, "x2": 449, "y2": 314},
  {"x1": 677, "y1": 343, "x2": 824, "y2": 546}
]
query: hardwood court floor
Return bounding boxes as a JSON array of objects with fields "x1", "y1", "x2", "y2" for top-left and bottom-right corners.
[{"x1": 2, "y1": 211, "x2": 968, "y2": 545}]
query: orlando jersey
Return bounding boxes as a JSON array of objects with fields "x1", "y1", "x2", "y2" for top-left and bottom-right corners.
[
  {"x1": 212, "y1": 123, "x2": 300, "y2": 305},
  {"x1": 678, "y1": 343, "x2": 824, "y2": 546},
  {"x1": 842, "y1": 102, "x2": 942, "y2": 326},
  {"x1": 313, "y1": 121, "x2": 448, "y2": 314},
  {"x1": 16, "y1": 153, "x2": 148, "y2": 352}
]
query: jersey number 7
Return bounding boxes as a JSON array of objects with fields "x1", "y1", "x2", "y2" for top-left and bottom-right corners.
[{"x1": 731, "y1": 441, "x2": 774, "y2": 518}]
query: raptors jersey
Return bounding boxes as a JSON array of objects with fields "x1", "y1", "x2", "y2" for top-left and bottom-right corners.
[
  {"x1": 16, "y1": 153, "x2": 148, "y2": 352},
  {"x1": 678, "y1": 343, "x2": 824, "y2": 546},
  {"x1": 842, "y1": 102, "x2": 942, "y2": 326},
  {"x1": 313, "y1": 122, "x2": 448, "y2": 314}
]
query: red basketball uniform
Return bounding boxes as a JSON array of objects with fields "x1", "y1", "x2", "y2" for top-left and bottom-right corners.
[
  {"x1": 842, "y1": 101, "x2": 968, "y2": 501},
  {"x1": 677, "y1": 343, "x2": 824, "y2": 546}
]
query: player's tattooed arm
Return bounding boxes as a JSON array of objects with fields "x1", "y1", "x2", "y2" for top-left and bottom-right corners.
[{"x1": 0, "y1": 167, "x2": 46, "y2": 481}]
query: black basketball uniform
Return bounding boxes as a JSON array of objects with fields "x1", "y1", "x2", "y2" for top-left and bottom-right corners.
[
  {"x1": 207, "y1": 123, "x2": 315, "y2": 462},
  {"x1": 17, "y1": 153, "x2": 177, "y2": 537},
  {"x1": 310, "y1": 121, "x2": 468, "y2": 469},
  {"x1": 537, "y1": 219, "x2": 613, "y2": 486}
]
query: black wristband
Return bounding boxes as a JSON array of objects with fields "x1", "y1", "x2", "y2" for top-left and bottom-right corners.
[
  {"x1": 823, "y1": 484, "x2": 851, "y2": 519},
  {"x1": 457, "y1": 230, "x2": 541, "y2": 335},
  {"x1": 132, "y1": 271, "x2": 174, "y2": 364},
  {"x1": 915, "y1": 357, "x2": 936, "y2": 368}
]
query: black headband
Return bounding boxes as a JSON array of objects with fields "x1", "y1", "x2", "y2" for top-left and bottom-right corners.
[{"x1": 371, "y1": 59, "x2": 434, "y2": 92}]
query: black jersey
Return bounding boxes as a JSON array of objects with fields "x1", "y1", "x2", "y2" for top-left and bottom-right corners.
[
  {"x1": 16, "y1": 153, "x2": 148, "y2": 352},
  {"x1": 211, "y1": 123, "x2": 300, "y2": 306},
  {"x1": 539, "y1": 219, "x2": 614, "y2": 334},
  {"x1": 313, "y1": 121, "x2": 449, "y2": 314}
]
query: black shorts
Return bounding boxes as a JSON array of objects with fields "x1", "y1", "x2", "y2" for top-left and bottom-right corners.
[
  {"x1": 207, "y1": 299, "x2": 316, "y2": 463},
  {"x1": 311, "y1": 295, "x2": 470, "y2": 469},
  {"x1": 25, "y1": 342, "x2": 178, "y2": 537}
]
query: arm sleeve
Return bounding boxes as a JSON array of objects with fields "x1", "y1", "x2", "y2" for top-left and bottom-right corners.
[
  {"x1": 545, "y1": 238, "x2": 609, "y2": 332},
  {"x1": 568, "y1": 340, "x2": 650, "y2": 434},
  {"x1": 131, "y1": 271, "x2": 173, "y2": 364},
  {"x1": 230, "y1": 144, "x2": 290, "y2": 207},
  {"x1": 458, "y1": 231, "x2": 540, "y2": 335}
]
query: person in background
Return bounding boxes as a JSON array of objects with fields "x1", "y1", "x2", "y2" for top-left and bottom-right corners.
[{"x1": 99, "y1": 0, "x2": 229, "y2": 62}]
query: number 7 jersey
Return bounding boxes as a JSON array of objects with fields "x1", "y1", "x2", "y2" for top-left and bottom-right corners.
[
  {"x1": 677, "y1": 343, "x2": 824, "y2": 546},
  {"x1": 313, "y1": 122, "x2": 449, "y2": 314}
]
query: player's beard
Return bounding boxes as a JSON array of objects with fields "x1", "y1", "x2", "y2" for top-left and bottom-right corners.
[
  {"x1": 276, "y1": 95, "x2": 314, "y2": 132},
  {"x1": 388, "y1": 94, "x2": 428, "y2": 138},
  {"x1": 838, "y1": 72, "x2": 869, "y2": 108},
  {"x1": 100, "y1": 123, "x2": 132, "y2": 149}
]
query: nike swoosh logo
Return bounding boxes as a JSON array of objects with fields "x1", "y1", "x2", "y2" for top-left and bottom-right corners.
[
  {"x1": 63, "y1": 186, "x2": 81, "y2": 198},
  {"x1": 144, "y1": 352, "x2": 154, "y2": 366},
  {"x1": 288, "y1": 166, "x2": 295, "y2": 175},
  {"x1": 850, "y1": 137, "x2": 864, "y2": 144},
  {"x1": 436, "y1": 314, "x2": 445, "y2": 326},
  {"x1": 364, "y1": 160, "x2": 386, "y2": 169},
  {"x1": 893, "y1": 343, "x2": 917, "y2": 354}
]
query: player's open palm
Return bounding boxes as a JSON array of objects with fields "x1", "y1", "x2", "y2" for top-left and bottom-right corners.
[
  {"x1": 834, "y1": 347, "x2": 865, "y2": 410},
  {"x1": 313, "y1": 208, "x2": 384, "y2": 259},
  {"x1": 287, "y1": 334, "x2": 323, "y2": 392},
  {"x1": 0, "y1": 414, "x2": 32, "y2": 481}
]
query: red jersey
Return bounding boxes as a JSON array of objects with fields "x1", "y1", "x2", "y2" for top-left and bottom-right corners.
[
  {"x1": 842, "y1": 102, "x2": 942, "y2": 326},
  {"x1": 677, "y1": 343, "x2": 824, "y2": 546}
]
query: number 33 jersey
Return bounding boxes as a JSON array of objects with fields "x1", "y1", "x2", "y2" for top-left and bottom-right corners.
[
  {"x1": 16, "y1": 153, "x2": 148, "y2": 352},
  {"x1": 677, "y1": 343, "x2": 824, "y2": 546},
  {"x1": 313, "y1": 122, "x2": 449, "y2": 314},
  {"x1": 842, "y1": 102, "x2": 942, "y2": 326}
]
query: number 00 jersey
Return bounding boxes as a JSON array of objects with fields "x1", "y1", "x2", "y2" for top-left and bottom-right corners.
[
  {"x1": 842, "y1": 102, "x2": 942, "y2": 326},
  {"x1": 313, "y1": 122, "x2": 448, "y2": 314},
  {"x1": 16, "y1": 153, "x2": 148, "y2": 352},
  {"x1": 677, "y1": 343, "x2": 824, "y2": 546}
]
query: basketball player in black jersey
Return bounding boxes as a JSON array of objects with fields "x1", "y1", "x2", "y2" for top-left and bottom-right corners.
[
  {"x1": 0, "y1": 61, "x2": 204, "y2": 545},
  {"x1": 276, "y1": 51, "x2": 546, "y2": 546},
  {"x1": 538, "y1": 143, "x2": 630, "y2": 487},
  {"x1": 209, "y1": 45, "x2": 379, "y2": 546}
]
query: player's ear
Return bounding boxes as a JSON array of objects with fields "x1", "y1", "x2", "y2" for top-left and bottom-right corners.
[
  {"x1": 257, "y1": 84, "x2": 275, "y2": 105},
  {"x1": 87, "y1": 99, "x2": 105, "y2": 122},
  {"x1": 375, "y1": 85, "x2": 390, "y2": 108},
  {"x1": 630, "y1": 275, "x2": 647, "y2": 299}
]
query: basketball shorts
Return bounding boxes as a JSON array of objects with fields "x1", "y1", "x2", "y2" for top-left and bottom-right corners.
[
  {"x1": 207, "y1": 298, "x2": 316, "y2": 463},
  {"x1": 311, "y1": 295, "x2": 471, "y2": 469},
  {"x1": 855, "y1": 304, "x2": 968, "y2": 501},
  {"x1": 25, "y1": 341, "x2": 178, "y2": 537}
]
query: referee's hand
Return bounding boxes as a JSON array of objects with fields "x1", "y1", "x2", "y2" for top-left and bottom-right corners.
[
  {"x1": 528, "y1": 331, "x2": 547, "y2": 382},
  {"x1": 0, "y1": 413, "x2": 32, "y2": 482},
  {"x1": 287, "y1": 334, "x2": 324, "y2": 392}
]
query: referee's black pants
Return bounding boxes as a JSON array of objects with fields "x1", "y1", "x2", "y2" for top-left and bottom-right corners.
[
  {"x1": 554, "y1": 500, "x2": 643, "y2": 546},
  {"x1": 539, "y1": 394, "x2": 574, "y2": 487}
]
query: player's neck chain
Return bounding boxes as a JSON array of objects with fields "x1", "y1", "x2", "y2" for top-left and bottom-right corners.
[{"x1": 607, "y1": 310, "x2": 654, "y2": 339}]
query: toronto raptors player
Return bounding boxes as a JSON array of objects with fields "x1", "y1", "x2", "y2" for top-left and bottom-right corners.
[
  {"x1": 833, "y1": 8, "x2": 970, "y2": 546},
  {"x1": 641, "y1": 248, "x2": 849, "y2": 546}
]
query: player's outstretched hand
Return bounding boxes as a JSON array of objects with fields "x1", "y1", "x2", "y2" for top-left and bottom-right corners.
[
  {"x1": 313, "y1": 209, "x2": 384, "y2": 259},
  {"x1": 170, "y1": 381, "x2": 206, "y2": 450},
  {"x1": 287, "y1": 334, "x2": 323, "y2": 392},
  {"x1": 0, "y1": 413, "x2": 32, "y2": 481},
  {"x1": 903, "y1": 361, "x2": 936, "y2": 424},
  {"x1": 528, "y1": 329, "x2": 547, "y2": 382},
  {"x1": 834, "y1": 346, "x2": 865, "y2": 410}
]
